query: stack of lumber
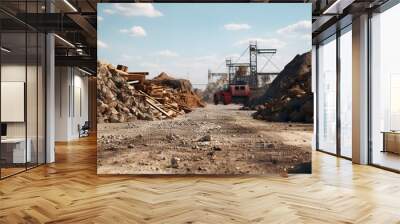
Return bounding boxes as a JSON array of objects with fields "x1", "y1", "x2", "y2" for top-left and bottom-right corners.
[{"x1": 97, "y1": 62, "x2": 204, "y2": 123}]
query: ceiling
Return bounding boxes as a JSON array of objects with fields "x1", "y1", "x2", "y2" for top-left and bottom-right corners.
[{"x1": 1, "y1": 0, "x2": 393, "y2": 72}]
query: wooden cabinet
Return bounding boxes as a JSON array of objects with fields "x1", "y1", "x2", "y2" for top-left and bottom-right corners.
[{"x1": 382, "y1": 132, "x2": 400, "y2": 154}]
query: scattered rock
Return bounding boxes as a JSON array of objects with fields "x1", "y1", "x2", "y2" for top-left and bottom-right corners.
[
  {"x1": 198, "y1": 167, "x2": 207, "y2": 172},
  {"x1": 170, "y1": 157, "x2": 180, "y2": 168},
  {"x1": 198, "y1": 135, "x2": 211, "y2": 142},
  {"x1": 166, "y1": 133, "x2": 179, "y2": 141},
  {"x1": 212, "y1": 146, "x2": 222, "y2": 151},
  {"x1": 192, "y1": 145, "x2": 199, "y2": 150},
  {"x1": 198, "y1": 142, "x2": 210, "y2": 146}
]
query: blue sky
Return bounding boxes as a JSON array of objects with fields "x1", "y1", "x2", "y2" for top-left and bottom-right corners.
[{"x1": 98, "y1": 3, "x2": 311, "y2": 89}]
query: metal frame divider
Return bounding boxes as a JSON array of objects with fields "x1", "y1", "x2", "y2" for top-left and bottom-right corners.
[
  {"x1": 25, "y1": 1, "x2": 28, "y2": 172},
  {"x1": 336, "y1": 26, "x2": 341, "y2": 157},
  {"x1": 0, "y1": 23, "x2": 2, "y2": 179},
  {"x1": 315, "y1": 44, "x2": 319, "y2": 151},
  {"x1": 315, "y1": 23, "x2": 353, "y2": 162},
  {"x1": 0, "y1": 0, "x2": 48, "y2": 180}
]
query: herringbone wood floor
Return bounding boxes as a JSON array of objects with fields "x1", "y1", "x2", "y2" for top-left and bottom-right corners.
[{"x1": 1, "y1": 135, "x2": 400, "y2": 224}]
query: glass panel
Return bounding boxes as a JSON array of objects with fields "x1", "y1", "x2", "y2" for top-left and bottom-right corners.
[
  {"x1": 1, "y1": 31, "x2": 27, "y2": 177},
  {"x1": 27, "y1": 31, "x2": 38, "y2": 169},
  {"x1": 0, "y1": 1, "x2": 46, "y2": 178},
  {"x1": 340, "y1": 27, "x2": 352, "y2": 158},
  {"x1": 26, "y1": 0, "x2": 38, "y2": 169},
  {"x1": 38, "y1": 32, "x2": 45, "y2": 165},
  {"x1": 371, "y1": 4, "x2": 400, "y2": 171},
  {"x1": 317, "y1": 35, "x2": 337, "y2": 154}
]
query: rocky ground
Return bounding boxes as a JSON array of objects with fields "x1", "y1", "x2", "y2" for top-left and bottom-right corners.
[{"x1": 97, "y1": 104, "x2": 312, "y2": 175}]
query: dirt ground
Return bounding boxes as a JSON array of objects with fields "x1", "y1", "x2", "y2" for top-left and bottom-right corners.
[{"x1": 97, "y1": 104, "x2": 313, "y2": 175}]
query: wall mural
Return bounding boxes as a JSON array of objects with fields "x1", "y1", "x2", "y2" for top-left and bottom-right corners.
[{"x1": 97, "y1": 3, "x2": 313, "y2": 175}]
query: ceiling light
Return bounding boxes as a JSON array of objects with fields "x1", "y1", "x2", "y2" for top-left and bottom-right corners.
[
  {"x1": 78, "y1": 67, "x2": 92, "y2": 76},
  {"x1": 54, "y1": 34, "x2": 75, "y2": 48},
  {"x1": 1, "y1": 47, "x2": 11, "y2": 53},
  {"x1": 323, "y1": 0, "x2": 355, "y2": 15},
  {"x1": 63, "y1": 0, "x2": 78, "y2": 12},
  {"x1": 323, "y1": 0, "x2": 341, "y2": 14}
]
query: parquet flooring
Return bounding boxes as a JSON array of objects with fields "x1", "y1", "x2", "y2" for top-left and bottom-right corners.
[{"x1": 0, "y1": 135, "x2": 399, "y2": 223}]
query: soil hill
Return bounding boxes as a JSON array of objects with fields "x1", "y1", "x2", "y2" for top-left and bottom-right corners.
[{"x1": 250, "y1": 51, "x2": 313, "y2": 123}]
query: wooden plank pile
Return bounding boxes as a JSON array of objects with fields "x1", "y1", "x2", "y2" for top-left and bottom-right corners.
[{"x1": 97, "y1": 62, "x2": 204, "y2": 123}]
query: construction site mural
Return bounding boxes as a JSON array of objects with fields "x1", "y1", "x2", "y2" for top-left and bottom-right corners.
[{"x1": 97, "y1": 3, "x2": 313, "y2": 175}]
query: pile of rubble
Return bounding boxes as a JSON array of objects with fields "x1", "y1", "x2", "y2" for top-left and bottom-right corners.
[
  {"x1": 249, "y1": 51, "x2": 313, "y2": 123},
  {"x1": 97, "y1": 62, "x2": 204, "y2": 123}
]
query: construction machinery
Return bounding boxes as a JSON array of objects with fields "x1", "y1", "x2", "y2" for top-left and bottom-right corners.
[{"x1": 212, "y1": 41, "x2": 278, "y2": 105}]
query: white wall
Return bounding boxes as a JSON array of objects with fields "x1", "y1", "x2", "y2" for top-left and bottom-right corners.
[
  {"x1": 1, "y1": 64, "x2": 26, "y2": 139},
  {"x1": 55, "y1": 66, "x2": 70, "y2": 141},
  {"x1": 1, "y1": 63, "x2": 46, "y2": 164},
  {"x1": 54, "y1": 67, "x2": 89, "y2": 141}
]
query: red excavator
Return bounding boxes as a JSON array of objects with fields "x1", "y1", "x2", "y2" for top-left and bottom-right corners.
[
  {"x1": 211, "y1": 42, "x2": 277, "y2": 105},
  {"x1": 213, "y1": 83, "x2": 251, "y2": 105}
]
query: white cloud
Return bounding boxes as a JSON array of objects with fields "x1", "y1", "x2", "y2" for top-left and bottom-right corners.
[
  {"x1": 120, "y1": 26, "x2": 147, "y2": 37},
  {"x1": 277, "y1": 20, "x2": 311, "y2": 36},
  {"x1": 155, "y1": 50, "x2": 179, "y2": 57},
  {"x1": 235, "y1": 38, "x2": 286, "y2": 48},
  {"x1": 113, "y1": 3, "x2": 162, "y2": 17},
  {"x1": 98, "y1": 16, "x2": 103, "y2": 22},
  {"x1": 97, "y1": 40, "x2": 108, "y2": 48},
  {"x1": 139, "y1": 62, "x2": 160, "y2": 68},
  {"x1": 224, "y1": 23, "x2": 251, "y2": 31},
  {"x1": 103, "y1": 9, "x2": 115, "y2": 14},
  {"x1": 121, "y1": 54, "x2": 132, "y2": 61}
]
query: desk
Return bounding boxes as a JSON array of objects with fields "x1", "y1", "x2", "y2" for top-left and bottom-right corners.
[
  {"x1": 382, "y1": 131, "x2": 400, "y2": 154},
  {"x1": 1, "y1": 138, "x2": 31, "y2": 163}
]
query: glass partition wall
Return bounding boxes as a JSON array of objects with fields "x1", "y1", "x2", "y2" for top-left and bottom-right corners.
[
  {"x1": 370, "y1": 3, "x2": 400, "y2": 171},
  {"x1": 316, "y1": 25, "x2": 352, "y2": 159},
  {"x1": 317, "y1": 35, "x2": 337, "y2": 154},
  {"x1": 339, "y1": 26, "x2": 352, "y2": 159},
  {"x1": 0, "y1": 2, "x2": 46, "y2": 179}
]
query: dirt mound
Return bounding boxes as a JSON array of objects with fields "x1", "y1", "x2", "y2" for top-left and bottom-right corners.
[
  {"x1": 145, "y1": 72, "x2": 205, "y2": 108},
  {"x1": 153, "y1": 72, "x2": 174, "y2": 80},
  {"x1": 150, "y1": 73, "x2": 193, "y2": 93},
  {"x1": 250, "y1": 51, "x2": 313, "y2": 123}
]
